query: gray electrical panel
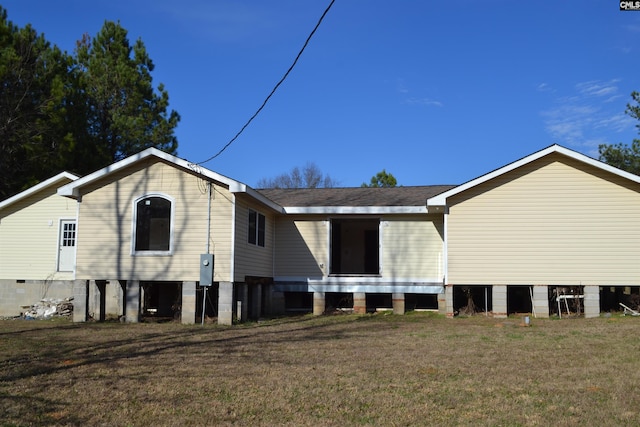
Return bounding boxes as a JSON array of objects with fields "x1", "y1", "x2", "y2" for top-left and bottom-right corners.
[{"x1": 200, "y1": 254, "x2": 214, "y2": 287}]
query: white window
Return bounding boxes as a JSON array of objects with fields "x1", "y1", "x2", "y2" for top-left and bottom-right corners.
[
  {"x1": 133, "y1": 195, "x2": 173, "y2": 254},
  {"x1": 248, "y1": 209, "x2": 265, "y2": 247}
]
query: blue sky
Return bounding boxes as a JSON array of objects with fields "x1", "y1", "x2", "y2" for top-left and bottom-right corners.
[{"x1": 4, "y1": 1, "x2": 640, "y2": 187}]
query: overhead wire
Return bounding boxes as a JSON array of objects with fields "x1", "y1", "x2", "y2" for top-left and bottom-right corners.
[{"x1": 194, "y1": 0, "x2": 336, "y2": 165}]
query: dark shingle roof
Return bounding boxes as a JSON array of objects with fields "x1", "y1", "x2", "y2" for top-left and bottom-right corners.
[{"x1": 257, "y1": 185, "x2": 456, "y2": 207}]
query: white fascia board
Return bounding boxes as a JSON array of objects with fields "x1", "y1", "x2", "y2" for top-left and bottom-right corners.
[
  {"x1": 229, "y1": 182, "x2": 284, "y2": 213},
  {"x1": 0, "y1": 171, "x2": 79, "y2": 209},
  {"x1": 282, "y1": 206, "x2": 427, "y2": 214},
  {"x1": 274, "y1": 276, "x2": 442, "y2": 284},
  {"x1": 426, "y1": 144, "x2": 640, "y2": 209},
  {"x1": 57, "y1": 148, "x2": 243, "y2": 199}
]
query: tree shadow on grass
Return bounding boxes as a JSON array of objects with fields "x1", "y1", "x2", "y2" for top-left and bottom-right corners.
[{"x1": 0, "y1": 314, "x2": 406, "y2": 425}]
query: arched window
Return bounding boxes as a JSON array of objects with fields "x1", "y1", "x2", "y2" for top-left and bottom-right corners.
[{"x1": 133, "y1": 195, "x2": 172, "y2": 253}]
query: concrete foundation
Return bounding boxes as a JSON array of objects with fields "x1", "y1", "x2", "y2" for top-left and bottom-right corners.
[
  {"x1": 73, "y1": 280, "x2": 88, "y2": 322},
  {"x1": 353, "y1": 292, "x2": 366, "y2": 314},
  {"x1": 532, "y1": 285, "x2": 550, "y2": 318},
  {"x1": 0, "y1": 279, "x2": 74, "y2": 318},
  {"x1": 392, "y1": 293, "x2": 405, "y2": 315},
  {"x1": 125, "y1": 280, "x2": 140, "y2": 323},
  {"x1": 583, "y1": 285, "x2": 600, "y2": 318},
  {"x1": 438, "y1": 289, "x2": 447, "y2": 316},
  {"x1": 181, "y1": 281, "x2": 196, "y2": 324},
  {"x1": 445, "y1": 285, "x2": 454, "y2": 317},
  {"x1": 218, "y1": 281, "x2": 234, "y2": 325},
  {"x1": 492, "y1": 285, "x2": 507, "y2": 318},
  {"x1": 313, "y1": 292, "x2": 325, "y2": 315}
]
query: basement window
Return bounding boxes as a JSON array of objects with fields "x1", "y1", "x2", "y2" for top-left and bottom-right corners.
[
  {"x1": 330, "y1": 218, "x2": 380, "y2": 275},
  {"x1": 133, "y1": 195, "x2": 173, "y2": 254}
]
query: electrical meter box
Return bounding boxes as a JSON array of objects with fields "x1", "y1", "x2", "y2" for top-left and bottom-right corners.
[{"x1": 200, "y1": 254, "x2": 214, "y2": 287}]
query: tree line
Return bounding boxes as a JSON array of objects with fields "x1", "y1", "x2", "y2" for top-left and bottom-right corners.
[
  {"x1": 3, "y1": 4, "x2": 639, "y2": 198},
  {"x1": 598, "y1": 91, "x2": 640, "y2": 175},
  {"x1": 0, "y1": 7, "x2": 179, "y2": 200}
]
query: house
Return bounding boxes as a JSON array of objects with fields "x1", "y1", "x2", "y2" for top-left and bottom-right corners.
[
  {"x1": 0, "y1": 172, "x2": 79, "y2": 316},
  {"x1": 1, "y1": 144, "x2": 639, "y2": 322},
  {"x1": 55, "y1": 148, "x2": 281, "y2": 324},
  {"x1": 259, "y1": 186, "x2": 454, "y2": 314},
  {"x1": 427, "y1": 144, "x2": 640, "y2": 318}
]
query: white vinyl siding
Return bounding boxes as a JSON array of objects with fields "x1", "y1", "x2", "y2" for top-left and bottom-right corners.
[
  {"x1": 381, "y1": 214, "x2": 443, "y2": 279},
  {"x1": 75, "y1": 161, "x2": 234, "y2": 282},
  {"x1": 274, "y1": 216, "x2": 328, "y2": 277},
  {"x1": 274, "y1": 214, "x2": 443, "y2": 280},
  {"x1": 447, "y1": 154, "x2": 640, "y2": 285},
  {"x1": 0, "y1": 184, "x2": 77, "y2": 280},
  {"x1": 233, "y1": 197, "x2": 274, "y2": 281}
]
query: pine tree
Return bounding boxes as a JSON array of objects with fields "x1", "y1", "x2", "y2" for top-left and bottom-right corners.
[{"x1": 74, "y1": 21, "x2": 180, "y2": 164}]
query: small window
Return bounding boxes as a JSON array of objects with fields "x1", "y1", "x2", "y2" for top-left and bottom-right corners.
[
  {"x1": 134, "y1": 196, "x2": 172, "y2": 253},
  {"x1": 248, "y1": 209, "x2": 266, "y2": 247},
  {"x1": 62, "y1": 222, "x2": 76, "y2": 247}
]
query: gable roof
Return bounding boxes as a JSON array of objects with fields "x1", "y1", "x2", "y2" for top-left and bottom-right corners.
[
  {"x1": 0, "y1": 172, "x2": 79, "y2": 210},
  {"x1": 56, "y1": 148, "x2": 283, "y2": 212},
  {"x1": 259, "y1": 185, "x2": 455, "y2": 214},
  {"x1": 426, "y1": 144, "x2": 640, "y2": 210}
]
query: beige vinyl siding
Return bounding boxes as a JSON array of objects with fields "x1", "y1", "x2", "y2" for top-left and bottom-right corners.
[
  {"x1": 75, "y1": 161, "x2": 234, "y2": 282},
  {"x1": 274, "y1": 216, "x2": 328, "y2": 278},
  {"x1": 233, "y1": 196, "x2": 275, "y2": 281},
  {"x1": 0, "y1": 186, "x2": 77, "y2": 280},
  {"x1": 273, "y1": 215, "x2": 443, "y2": 280},
  {"x1": 381, "y1": 214, "x2": 443, "y2": 279},
  {"x1": 447, "y1": 154, "x2": 640, "y2": 285}
]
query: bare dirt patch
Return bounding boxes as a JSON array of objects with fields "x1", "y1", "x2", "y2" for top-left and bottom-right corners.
[{"x1": 1, "y1": 313, "x2": 640, "y2": 426}]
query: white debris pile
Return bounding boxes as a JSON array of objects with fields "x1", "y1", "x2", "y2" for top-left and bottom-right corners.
[{"x1": 22, "y1": 297, "x2": 74, "y2": 319}]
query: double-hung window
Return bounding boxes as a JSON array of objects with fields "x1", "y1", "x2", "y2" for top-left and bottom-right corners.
[{"x1": 248, "y1": 209, "x2": 265, "y2": 247}]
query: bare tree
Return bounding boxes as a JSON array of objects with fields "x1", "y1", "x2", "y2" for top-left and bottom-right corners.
[{"x1": 256, "y1": 162, "x2": 338, "y2": 188}]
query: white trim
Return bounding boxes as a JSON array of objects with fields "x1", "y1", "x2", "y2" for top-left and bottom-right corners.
[
  {"x1": 0, "y1": 172, "x2": 79, "y2": 209},
  {"x1": 379, "y1": 220, "x2": 386, "y2": 275},
  {"x1": 427, "y1": 144, "x2": 640, "y2": 209},
  {"x1": 274, "y1": 276, "x2": 443, "y2": 285},
  {"x1": 443, "y1": 211, "x2": 448, "y2": 285},
  {"x1": 56, "y1": 218, "x2": 77, "y2": 272},
  {"x1": 56, "y1": 148, "x2": 285, "y2": 212},
  {"x1": 131, "y1": 193, "x2": 175, "y2": 256},
  {"x1": 284, "y1": 206, "x2": 426, "y2": 214},
  {"x1": 231, "y1": 183, "x2": 283, "y2": 213},
  {"x1": 230, "y1": 194, "x2": 237, "y2": 283}
]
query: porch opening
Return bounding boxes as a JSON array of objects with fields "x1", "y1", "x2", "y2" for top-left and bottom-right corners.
[
  {"x1": 600, "y1": 286, "x2": 640, "y2": 313},
  {"x1": 549, "y1": 286, "x2": 584, "y2": 317},
  {"x1": 285, "y1": 292, "x2": 313, "y2": 314},
  {"x1": 325, "y1": 292, "x2": 353, "y2": 313},
  {"x1": 507, "y1": 285, "x2": 533, "y2": 315},
  {"x1": 330, "y1": 218, "x2": 380, "y2": 275},
  {"x1": 405, "y1": 293, "x2": 438, "y2": 311},
  {"x1": 367, "y1": 293, "x2": 392, "y2": 312},
  {"x1": 453, "y1": 286, "x2": 492, "y2": 315},
  {"x1": 141, "y1": 281, "x2": 181, "y2": 321}
]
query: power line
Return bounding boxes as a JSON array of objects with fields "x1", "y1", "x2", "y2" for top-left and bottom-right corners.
[{"x1": 195, "y1": 0, "x2": 336, "y2": 165}]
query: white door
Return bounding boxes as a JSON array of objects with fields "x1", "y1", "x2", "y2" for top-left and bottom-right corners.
[{"x1": 58, "y1": 220, "x2": 76, "y2": 272}]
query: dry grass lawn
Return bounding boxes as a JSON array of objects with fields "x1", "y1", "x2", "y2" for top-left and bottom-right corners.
[{"x1": 1, "y1": 312, "x2": 640, "y2": 426}]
